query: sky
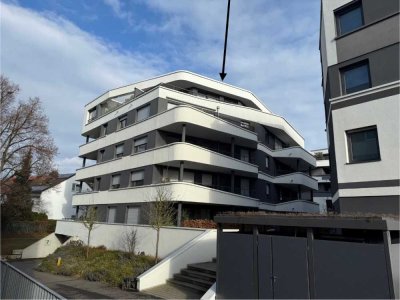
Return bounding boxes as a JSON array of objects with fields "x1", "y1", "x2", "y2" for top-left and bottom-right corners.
[{"x1": 1, "y1": 0, "x2": 326, "y2": 173}]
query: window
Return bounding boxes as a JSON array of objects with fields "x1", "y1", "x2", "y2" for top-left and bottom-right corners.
[
  {"x1": 137, "y1": 105, "x2": 150, "y2": 122},
  {"x1": 341, "y1": 62, "x2": 371, "y2": 94},
  {"x1": 266, "y1": 183, "x2": 270, "y2": 197},
  {"x1": 101, "y1": 123, "x2": 108, "y2": 137},
  {"x1": 265, "y1": 131, "x2": 270, "y2": 145},
  {"x1": 115, "y1": 144, "x2": 124, "y2": 158},
  {"x1": 98, "y1": 149, "x2": 105, "y2": 162},
  {"x1": 71, "y1": 183, "x2": 80, "y2": 192},
  {"x1": 240, "y1": 149, "x2": 250, "y2": 162},
  {"x1": 275, "y1": 138, "x2": 282, "y2": 150},
  {"x1": 130, "y1": 170, "x2": 144, "y2": 187},
  {"x1": 266, "y1": 156, "x2": 269, "y2": 169},
  {"x1": 94, "y1": 177, "x2": 101, "y2": 191},
  {"x1": 335, "y1": 1, "x2": 364, "y2": 36},
  {"x1": 126, "y1": 206, "x2": 139, "y2": 224},
  {"x1": 347, "y1": 126, "x2": 380, "y2": 163},
  {"x1": 240, "y1": 121, "x2": 250, "y2": 129},
  {"x1": 240, "y1": 178, "x2": 250, "y2": 196},
  {"x1": 107, "y1": 206, "x2": 117, "y2": 223},
  {"x1": 134, "y1": 136, "x2": 148, "y2": 153},
  {"x1": 111, "y1": 174, "x2": 121, "y2": 189},
  {"x1": 88, "y1": 108, "x2": 97, "y2": 121},
  {"x1": 118, "y1": 115, "x2": 127, "y2": 129}
]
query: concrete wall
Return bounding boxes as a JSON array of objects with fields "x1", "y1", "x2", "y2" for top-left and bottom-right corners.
[
  {"x1": 21, "y1": 233, "x2": 63, "y2": 259},
  {"x1": 55, "y1": 220, "x2": 205, "y2": 258}
]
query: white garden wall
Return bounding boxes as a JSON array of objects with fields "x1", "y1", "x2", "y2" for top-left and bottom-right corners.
[{"x1": 55, "y1": 220, "x2": 206, "y2": 258}]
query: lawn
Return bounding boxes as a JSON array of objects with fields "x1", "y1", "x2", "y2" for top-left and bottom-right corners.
[
  {"x1": 37, "y1": 241, "x2": 155, "y2": 287},
  {"x1": 1, "y1": 233, "x2": 48, "y2": 255}
]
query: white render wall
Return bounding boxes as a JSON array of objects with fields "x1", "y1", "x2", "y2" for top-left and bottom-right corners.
[
  {"x1": 55, "y1": 220, "x2": 206, "y2": 258},
  {"x1": 40, "y1": 176, "x2": 91, "y2": 219},
  {"x1": 332, "y1": 91, "x2": 400, "y2": 198},
  {"x1": 332, "y1": 93, "x2": 400, "y2": 182}
]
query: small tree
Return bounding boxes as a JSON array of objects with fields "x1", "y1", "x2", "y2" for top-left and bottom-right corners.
[
  {"x1": 314, "y1": 152, "x2": 324, "y2": 160},
  {"x1": 121, "y1": 228, "x2": 138, "y2": 259},
  {"x1": 80, "y1": 206, "x2": 97, "y2": 259},
  {"x1": 145, "y1": 186, "x2": 176, "y2": 264}
]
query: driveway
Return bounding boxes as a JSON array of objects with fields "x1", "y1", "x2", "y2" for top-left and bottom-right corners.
[{"x1": 10, "y1": 259, "x2": 159, "y2": 299}]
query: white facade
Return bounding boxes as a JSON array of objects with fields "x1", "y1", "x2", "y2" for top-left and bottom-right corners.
[{"x1": 40, "y1": 175, "x2": 91, "y2": 219}]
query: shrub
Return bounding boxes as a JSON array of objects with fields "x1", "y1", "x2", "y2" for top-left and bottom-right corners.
[
  {"x1": 182, "y1": 219, "x2": 217, "y2": 229},
  {"x1": 37, "y1": 242, "x2": 155, "y2": 287}
]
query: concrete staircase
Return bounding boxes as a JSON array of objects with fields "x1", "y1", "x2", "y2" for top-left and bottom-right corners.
[
  {"x1": 143, "y1": 259, "x2": 216, "y2": 299},
  {"x1": 168, "y1": 259, "x2": 216, "y2": 294}
]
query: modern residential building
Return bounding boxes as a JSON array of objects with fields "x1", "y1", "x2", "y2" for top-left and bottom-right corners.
[
  {"x1": 74, "y1": 71, "x2": 318, "y2": 224},
  {"x1": 310, "y1": 148, "x2": 332, "y2": 212},
  {"x1": 320, "y1": 0, "x2": 400, "y2": 214}
]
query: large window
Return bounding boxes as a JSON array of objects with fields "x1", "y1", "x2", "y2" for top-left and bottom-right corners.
[
  {"x1": 347, "y1": 126, "x2": 380, "y2": 163},
  {"x1": 111, "y1": 174, "x2": 121, "y2": 189},
  {"x1": 137, "y1": 105, "x2": 150, "y2": 122},
  {"x1": 134, "y1": 136, "x2": 148, "y2": 153},
  {"x1": 335, "y1": 1, "x2": 364, "y2": 36},
  {"x1": 341, "y1": 62, "x2": 371, "y2": 94},
  {"x1": 115, "y1": 144, "x2": 124, "y2": 158},
  {"x1": 126, "y1": 206, "x2": 139, "y2": 224},
  {"x1": 130, "y1": 170, "x2": 144, "y2": 187}
]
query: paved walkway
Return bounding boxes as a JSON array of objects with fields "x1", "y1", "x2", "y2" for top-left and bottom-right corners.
[{"x1": 10, "y1": 259, "x2": 159, "y2": 299}]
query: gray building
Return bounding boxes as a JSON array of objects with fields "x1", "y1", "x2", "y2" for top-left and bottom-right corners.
[
  {"x1": 320, "y1": 0, "x2": 400, "y2": 214},
  {"x1": 74, "y1": 71, "x2": 318, "y2": 224}
]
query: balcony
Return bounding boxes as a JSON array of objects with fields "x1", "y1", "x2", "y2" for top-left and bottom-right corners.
[
  {"x1": 257, "y1": 143, "x2": 316, "y2": 167},
  {"x1": 72, "y1": 182, "x2": 260, "y2": 208},
  {"x1": 258, "y1": 172, "x2": 318, "y2": 191},
  {"x1": 80, "y1": 105, "x2": 258, "y2": 157},
  {"x1": 76, "y1": 143, "x2": 258, "y2": 181}
]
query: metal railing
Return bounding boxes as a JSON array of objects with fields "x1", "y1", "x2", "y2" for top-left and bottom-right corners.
[{"x1": 1, "y1": 260, "x2": 65, "y2": 299}]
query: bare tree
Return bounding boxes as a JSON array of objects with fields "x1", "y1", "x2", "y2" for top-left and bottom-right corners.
[
  {"x1": 145, "y1": 186, "x2": 176, "y2": 264},
  {"x1": 80, "y1": 206, "x2": 98, "y2": 259},
  {"x1": 0, "y1": 75, "x2": 58, "y2": 183},
  {"x1": 120, "y1": 228, "x2": 138, "y2": 259}
]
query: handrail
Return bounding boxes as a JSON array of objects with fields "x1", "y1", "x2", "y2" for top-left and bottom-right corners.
[{"x1": 1, "y1": 260, "x2": 65, "y2": 299}]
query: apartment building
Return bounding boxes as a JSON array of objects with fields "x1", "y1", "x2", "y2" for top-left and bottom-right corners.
[
  {"x1": 74, "y1": 71, "x2": 318, "y2": 224},
  {"x1": 310, "y1": 149, "x2": 332, "y2": 212},
  {"x1": 320, "y1": 0, "x2": 400, "y2": 214}
]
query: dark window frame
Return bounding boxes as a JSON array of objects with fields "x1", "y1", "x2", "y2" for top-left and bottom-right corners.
[
  {"x1": 118, "y1": 115, "x2": 128, "y2": 130},
  {"x1": 133, "y1": 136, "x2": 148, "y2": 153},
  {"x1": 110, "y1": 174, "x2": 121, "y2": 189},
  {"x1": 340, "y1": 60, "x2": 371, "y2": 95},
  {"x1": 136, "y1": 104, "x2": 151, "y2": 122},
  {"x1": 346, "y1": 126, "x2": 381, "y2": 164},
  {"x1": 335, "y1": 0, "x2": 364, "y2": 36},
  {"x1": 115, "y1": 143, "x2": 124, "y2": 158},
  {"x1": 130, "y1": 170, "x2": 145, "y2": 187}
]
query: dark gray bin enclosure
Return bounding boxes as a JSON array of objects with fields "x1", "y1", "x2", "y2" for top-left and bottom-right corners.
[{"x1": 215, "y1": 214, "x2": 399, "y2": 299}]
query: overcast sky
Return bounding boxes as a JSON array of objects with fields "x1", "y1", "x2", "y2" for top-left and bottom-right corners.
[{"x1": 1, "y1": 0, "x2": 326, "y2": 173}]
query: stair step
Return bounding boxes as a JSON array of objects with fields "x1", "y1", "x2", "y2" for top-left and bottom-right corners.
[
  {"x1": 181, "y1": 269, "x2": 216, "y2": 281},
  {"x1": 167, "y1": 279, "x2": 208, "y2": 293},
  {"x1": 174, "y1": 274, "x2": 214, "y2": 288},
  {"x1": 12, "y1": 249, "x2": 23, "y2": 255},
  {"x1": 188, "y1": 263, "x2": 216, "y2": 276}
]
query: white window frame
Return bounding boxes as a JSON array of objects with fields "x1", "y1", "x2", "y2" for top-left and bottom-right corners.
[{"x1": 130, "y1": 170, "x2": 145, "y2": 187}]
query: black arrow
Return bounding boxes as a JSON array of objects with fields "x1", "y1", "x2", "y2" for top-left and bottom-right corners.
[{"x1": 220, "y1": 0, "x2": 231, "y2": 81}]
